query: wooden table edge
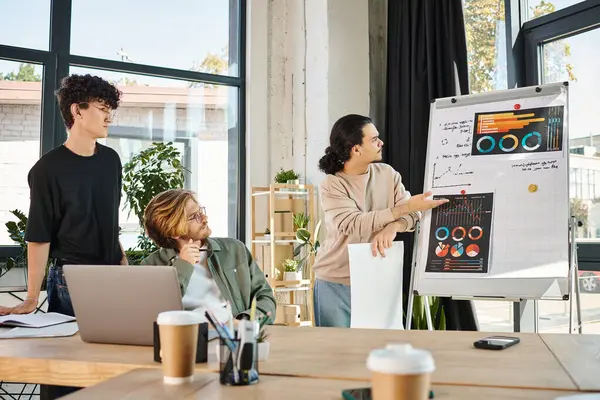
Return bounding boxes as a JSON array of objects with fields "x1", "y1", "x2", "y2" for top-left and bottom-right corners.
[{"x1": 538, "y1": 334, "x2": 585, "y2": 392}]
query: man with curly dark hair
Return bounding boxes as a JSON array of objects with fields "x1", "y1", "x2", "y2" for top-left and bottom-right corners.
[
  {"x1": 0, "y1": 74, "x2": 127, "y2": 318},
  {"x1": 0, "y1": 74, "x2": 126, "y2": 398}
]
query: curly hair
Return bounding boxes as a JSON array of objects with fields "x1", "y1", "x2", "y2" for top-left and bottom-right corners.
[
  {"x1": 55, "y1": 74, "x2": 122, "y2": 129},
  {"x1": 144, "y1": 189, "x2": 197, "y2": 250},
  {"x1": 318, "y1": 114, "x2": 373, "y2": 175}
]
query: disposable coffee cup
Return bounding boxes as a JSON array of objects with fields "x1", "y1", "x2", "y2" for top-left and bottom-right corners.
[
  {"x1": 366, "y1": 343, "x2": 435, "y2": 400},
  {"x1": 156, "y1": 311, "x2": 203, "y2": 385}
]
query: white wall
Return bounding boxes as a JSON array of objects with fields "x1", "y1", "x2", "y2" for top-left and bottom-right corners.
[
  {"x1": 327, "y1": 0, "x2": 370, "y2": 126},
  {"x1": 246, "y1": 0, "x2": 370, "y2": 243}
]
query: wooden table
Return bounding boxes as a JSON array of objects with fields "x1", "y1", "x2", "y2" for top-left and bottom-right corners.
[
  {"x1": 540, "y1": 333, "x2": 600, "y2": 392},
  {"x1": 62, "y1": 369, "x2": 582, "y2": 400},
  {"x1": 261, "y1": 327, "x2": 575, "y2": 390},
  {"x1": 0, "y1": 326, "x2": 581, "y2": 391}
]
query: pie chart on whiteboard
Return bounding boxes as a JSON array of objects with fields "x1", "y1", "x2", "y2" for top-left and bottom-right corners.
[
  {"x1": 466, "y1": 244, "x2": 480, "y2": 257},
  {"x1": 450, "y1": 243, "x2": 464, "y2": 257},
  {"x1": 435, "y1": 243, "x2": 449, "y2": 257}
]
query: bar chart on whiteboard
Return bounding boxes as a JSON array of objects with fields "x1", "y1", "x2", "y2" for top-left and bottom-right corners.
[
  {"x1": 425, "y1": 192, "x2": 494, "y2": 274},
  {"x1": 471, "y1": 106, "x2": 564, "y2": 156}
]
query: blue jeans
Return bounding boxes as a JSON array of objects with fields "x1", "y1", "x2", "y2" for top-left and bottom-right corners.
[
  {"x1": 40, "y1": 265, "x2": 79, "y2": 399},
  {"x1": 46, "y1": 265, "x2": 75, "y2": 317},
  {"x1": 313, "y1": 279, "x2": 351, "y2": 328}
]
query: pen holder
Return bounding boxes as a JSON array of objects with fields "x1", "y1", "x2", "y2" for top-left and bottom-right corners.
[{"x1": 218, "y1": 337, "x2": 259, "y2": 386}]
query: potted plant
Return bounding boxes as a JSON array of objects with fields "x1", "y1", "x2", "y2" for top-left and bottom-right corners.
[
  {"x1": 274, "y1": 168, "x2": 300, "y2": 185},
  {"x1": 3, "y1": 209, "x2": 50, "y2": 290},
  {"x1": 122, "y1": 142, "x2": 187, "y2": 264},
  {"x1": 263, "y1": 228, "x2": 271, "y2": 240},
  {"x1": 292, "y1": 213, "x2": 309, "y2": 232},
  {"x1": 294, "y1": 220, "x2": 321, "y2": 273},
  {"x1": 282, "y1": 258, "x2": 302, "y2": 285},
  {"x1": 256, "y1": 313, "x2": 271, "y2": 361},
  {"x1": 407, "y1": 295, "x2": 446, "y2": 330}
]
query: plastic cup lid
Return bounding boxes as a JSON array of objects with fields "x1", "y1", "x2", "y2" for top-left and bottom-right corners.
[
  {"x1": 157, "y1": 310, "x2": 203, "y2": 326},
  {"x1": 367, "y1": 343, "x2": 435, "y2": 375}
]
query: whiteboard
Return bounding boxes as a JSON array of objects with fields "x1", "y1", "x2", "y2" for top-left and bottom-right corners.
[{"x1": 414, "y1": 83, "x2": 570, "y2": 300}]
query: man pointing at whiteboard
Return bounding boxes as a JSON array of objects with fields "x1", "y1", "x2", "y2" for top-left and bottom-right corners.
[{"x1": 312, "y1": 114, "x2": 448, "y2": 328}]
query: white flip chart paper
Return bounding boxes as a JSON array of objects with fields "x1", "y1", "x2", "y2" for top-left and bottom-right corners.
[{"x1": 349, "y1": 242, "x2": 404, "y2": 330}]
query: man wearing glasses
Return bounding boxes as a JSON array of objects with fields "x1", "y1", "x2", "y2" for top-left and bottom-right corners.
[
  {"x1": 141, "y1": 189, "x2": 276, "y2": 324},
  {"x1": 0, "y1": 73, "x2": 126, "y2": 317},
  {"x1": 0, "y1": 73, "x2": 126, "y2": 398}
]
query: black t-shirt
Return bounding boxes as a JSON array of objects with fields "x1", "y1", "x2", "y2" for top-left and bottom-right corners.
[{"x1": 24, "y1": 143, "x2": 123, "y2": 265}]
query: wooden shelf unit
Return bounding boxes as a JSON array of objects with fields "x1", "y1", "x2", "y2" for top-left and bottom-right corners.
[{"x1": 251, "y1": 184, "x2": 316, "y2": 327}]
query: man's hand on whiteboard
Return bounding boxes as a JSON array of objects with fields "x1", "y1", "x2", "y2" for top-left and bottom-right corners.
[
  {"x1": 371, "y1": 222, "x2": 402, "y2": 257},
  {"x1": 397, "y1": 191, "x2": 448, "y2": 215}
]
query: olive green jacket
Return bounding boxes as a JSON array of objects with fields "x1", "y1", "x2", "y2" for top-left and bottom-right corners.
[{"x1": 141, "y1": 237, "x2": 275, "y2": 323}]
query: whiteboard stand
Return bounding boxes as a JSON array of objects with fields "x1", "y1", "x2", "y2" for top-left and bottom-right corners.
[
  {"x1": 406, "y1": 221, "x2": 433, "y2": 331},
  {"x1": 568, "y1": 215, "x2": 583, "y2": 334},
  {"x1": 408, "y1": 216, "x2": 583, "y2": 334}
]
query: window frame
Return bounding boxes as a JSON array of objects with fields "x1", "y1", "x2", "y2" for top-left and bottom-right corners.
[
  {"x1": 0, "y1": 0, "x2": 247, "y2": 259},
  {"x1": 518, "y1": 0, "x2": 600, "y2": 270}
]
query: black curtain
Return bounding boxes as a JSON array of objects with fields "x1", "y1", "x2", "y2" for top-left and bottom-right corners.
[{"x1": 384, "y1": 0, "x2": 478, "y2": 331}]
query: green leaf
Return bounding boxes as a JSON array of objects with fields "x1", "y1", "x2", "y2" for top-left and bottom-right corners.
[
  {"x1": 296, "y1": 228, "x2": 310, "y2": 243},
  {"x1": 313, "y1": 220, "x2": 322, "y2": 241},
  {"x1": 293, "y1": 245, "x2": 303, "y2": 257}
]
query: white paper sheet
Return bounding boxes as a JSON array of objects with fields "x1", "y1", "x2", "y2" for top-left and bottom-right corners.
[
  {"x1": 0, "y1": 321, "x2": 79, "y2": 339},
  {"x1": 0, "y1": 312, "x2": 75, "y2": 328},
  {"x1": 349, "y1": 242, "x2": 404, "y2": 330}
]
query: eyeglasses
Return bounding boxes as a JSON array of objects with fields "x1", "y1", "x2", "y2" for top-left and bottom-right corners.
[
  {"x1": 80, "y1": 102, "x2": 118, "y2": 120},
  {"x1": 188, "y1": 206, "x2": 207, "y2": 222}
]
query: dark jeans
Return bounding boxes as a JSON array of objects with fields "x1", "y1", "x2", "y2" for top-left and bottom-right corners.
[{"x1": 40, "y1": 265, "x2": 80, "y2": 400}]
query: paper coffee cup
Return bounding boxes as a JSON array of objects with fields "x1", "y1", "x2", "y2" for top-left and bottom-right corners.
[
  {"x1": 157, "y1": 311, "x2": 202, "y2": 385},
  {"x1": 367, "y1": 343, "x2": 435, "y2": 400}
]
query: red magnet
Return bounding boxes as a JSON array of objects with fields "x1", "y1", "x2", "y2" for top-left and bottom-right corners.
[
  {"x1": 514, "y1": 104, "x2": 521, "y2": 110},
  {"x1": 460, "y1": 190, "x2": 466, "y2": 195}
]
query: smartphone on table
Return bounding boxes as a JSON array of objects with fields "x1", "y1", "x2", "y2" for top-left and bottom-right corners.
[{"x1": 473, "y1": 335, "x2": 520, "y2": 350}]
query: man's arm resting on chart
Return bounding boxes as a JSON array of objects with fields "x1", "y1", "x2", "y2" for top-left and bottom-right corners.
[{"x1": 322, "y1": 181, "x2": 409, "y2": 237}]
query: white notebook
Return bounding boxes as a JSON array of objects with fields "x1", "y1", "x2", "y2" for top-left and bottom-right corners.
[
  {"x1": 0, "y1": 312, "x2": 75, "y2": 328},
  {"x1": 349, "y1": 242, "x2": 405, "y2": 330}
]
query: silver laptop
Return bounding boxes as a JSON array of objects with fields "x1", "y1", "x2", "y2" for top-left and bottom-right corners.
[{"x1": 63, "y1": 265, "x2": 183, "y2": 346}]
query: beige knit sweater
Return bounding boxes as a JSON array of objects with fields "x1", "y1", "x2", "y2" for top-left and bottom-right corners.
[{"x1": 313, "y1": 163, "x2": 418, "y2": 285}]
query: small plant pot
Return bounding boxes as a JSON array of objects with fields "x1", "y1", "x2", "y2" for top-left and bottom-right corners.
[
  {"x1": 287, "y1": 179, "x2": 300, "y2": 185},
  {"x1": 257, "y1": 341, "x2": 270, "y2": 361},
  {"x1": 284, "y1": 271, "x2": 302, "y2": 287}
]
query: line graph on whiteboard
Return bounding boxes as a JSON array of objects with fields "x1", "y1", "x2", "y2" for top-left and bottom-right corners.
[
  {"x1": 425, "y1": 192, "x2": 494, "y2": 274},
  {"x1": 432, "y1": 162, "x2": 473, "y2": 189}
]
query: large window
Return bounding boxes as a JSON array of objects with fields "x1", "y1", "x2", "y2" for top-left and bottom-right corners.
[
  {"x1": 463, "y1": 0, "x2": 508, "y2": 93},
  {"x1": 522, "y1": 1, "x2": 600, "y2": 334},
  {"x1": 465, "y1": 0, "x2": 600, "y2": 334},
  {"x1": 69, "y1": 67, "x2": 239, "y2": 248},
  {"x1": 70, "y1": 0, "x2": 238, "y2": 76},
  {"x1": 0, "y1": 1, "x2": 51, "y2": 50},
  {"x1": 0, "y1": 1, "x2": 246, "y2": 257},
  {"x1": 0, "y1": 61, "x2": 43, "y2": 245},
  {"x1": 525, "y1": 0, "x2": 588, "y2": 20}
]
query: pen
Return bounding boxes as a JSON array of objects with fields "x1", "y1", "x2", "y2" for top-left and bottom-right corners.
[
  {"x1": 249, "y1": 296, "x2": 257, "y2": 321},
  {"x1": 205, "y1": 311, "x2": 239, "y2": 383}
]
